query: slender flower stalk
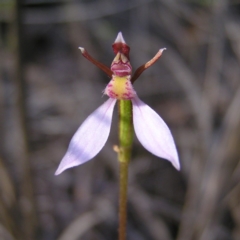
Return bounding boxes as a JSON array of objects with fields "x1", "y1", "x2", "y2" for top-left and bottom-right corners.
[
  {"x1": 118, "y1": 100, "x2": 133, "y2": 239},
  {"x1": 55, "y1": 32, "x2": 180, "y2": 239},
  {"x1": 118, "y1": 160, "x2": 129, "y2": 240},
  {"x1": 118, "y1": 100, "x2": 133, "y2": 164}
]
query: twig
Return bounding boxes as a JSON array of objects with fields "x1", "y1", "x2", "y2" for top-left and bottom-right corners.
[
  {"x1": 57, "y1": 198, "x2": 115, "y2": 240},
  {"x1": 13, "y1": 1, "x2": 37, "y2": 239}
]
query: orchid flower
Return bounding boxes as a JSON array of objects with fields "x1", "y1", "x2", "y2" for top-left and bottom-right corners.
[{"x1": 55, "y1": 32, "x2": 180, "y2": 175}]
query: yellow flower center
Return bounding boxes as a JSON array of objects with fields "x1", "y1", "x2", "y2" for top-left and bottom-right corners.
[{"x1": 104, "y1": 75, "x2": 136, "y2": 100}]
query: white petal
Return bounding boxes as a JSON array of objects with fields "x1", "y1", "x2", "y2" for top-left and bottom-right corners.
[
  {"x1": 132, "y1": 96, "x2": 180, "y2": 170},
  {"x1": 114, "y1": 32, "x2": 126, "y2": 43},
  {"x1": 55, "y1": 98, "x2": 117, "y2": 175}
]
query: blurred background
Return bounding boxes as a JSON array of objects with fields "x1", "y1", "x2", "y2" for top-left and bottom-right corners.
[{"x1": 0, "y1": 0, "x2": 240, "y2": 239}]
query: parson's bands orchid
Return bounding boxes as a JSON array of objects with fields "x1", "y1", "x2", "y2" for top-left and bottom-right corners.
[{"x1": 55, "y1": 32, "x2": 180, "y2": 175}]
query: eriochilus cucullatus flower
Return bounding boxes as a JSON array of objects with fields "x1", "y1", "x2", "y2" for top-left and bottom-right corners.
[
  {"x1": 55, "y1": 32, "x2": 180, "y2": 240},
  {"x1": 55, "y1": 32, "x2": 179, "y2": 175}
]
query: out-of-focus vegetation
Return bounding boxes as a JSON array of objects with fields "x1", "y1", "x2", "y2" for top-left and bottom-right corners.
[{"x1": 0, "y1": 0, "x2": 240, "y2": 239}]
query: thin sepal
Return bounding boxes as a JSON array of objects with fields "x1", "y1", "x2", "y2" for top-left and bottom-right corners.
[
  {"x1": 131, "y1": 48, "x2": 166, "y2": 83},
  {"x1": 79, "y1": 47, "x2": 112, "y2": 77},
  {"x1": 112, "y1": 32, "x2": 130, "y2": 59}
]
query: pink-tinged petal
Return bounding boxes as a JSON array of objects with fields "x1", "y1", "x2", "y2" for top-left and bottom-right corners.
[
  {"x1": 132, "y1": 96, "x2": 180, "y2": 170},
  {"x1": 55, "y1": 98, "x2": 117, "y2": 175}
]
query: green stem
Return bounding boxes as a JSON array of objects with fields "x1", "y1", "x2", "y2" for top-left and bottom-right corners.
[
  {"x1": 118, "y1": 100, "x2": 133, "y2": 240},
  {"x1": 118, "y1": 161, "x2": 129, "y2": 240}
]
